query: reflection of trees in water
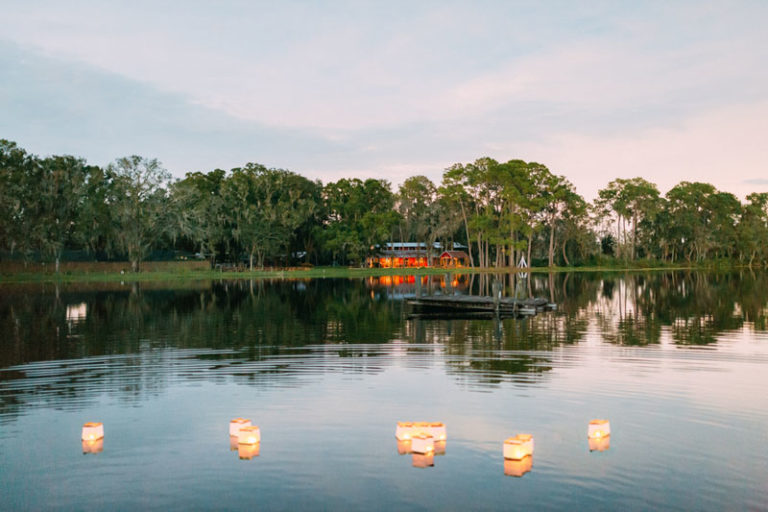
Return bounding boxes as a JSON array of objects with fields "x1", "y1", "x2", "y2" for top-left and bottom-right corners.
[{"x1": 589, "y1": 271, "x2": 768, "y2": 345}]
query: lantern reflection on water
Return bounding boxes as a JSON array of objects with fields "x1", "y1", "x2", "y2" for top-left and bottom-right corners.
[
  {"x1": 229, "y1": 418, "x2": 252, "y2": 437},
  {"x1": 229, "y1": 436, "x2": 239, "y2": 451},
  {"x1": 589, "y1": 436, "x2": 611, "y2": 452},
  {"x1": 238, "y1": 443, "x2": 260, "y2": 460},
  {"x1": 503, "y1": 434, "x2": 534, "y2": 460},
  {"x1": 588, "y1": 420, "x2": 611, "y2": 439},
  {"x1": 411, "y1": 433, "x2": 435, "y2": 454},
  {"x1": 81, "y1": 422, "x2": 104, "y2": 441},
  {"x1": 82, "y1": 438, "x2": 104, "y2": 454},
  {"x1": 238, "y1": 426, "x2": 261, "y2": 445},
  {"x1": 504, "y1": 455, "x2": 533, "y2": 477},
  {"x1": 434, "y1": 440, "x2": 446, "y2": 455},
  {"x1": 412, "y1": 453, "x2": 434, "y2": 468}
]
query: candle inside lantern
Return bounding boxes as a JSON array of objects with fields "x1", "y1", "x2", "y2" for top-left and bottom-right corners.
[
  {"x1": 411, "y1": 433, "x2": 435, "y2": 454},
  {"x1": 503, "y1": 434, "x2": 534, "y2": 460},
  {"x1": 504, "y1": 455, "x2": 533, "y2": 477},
  {"x1": 238, "y1": 426, "x2": 261, "y2": 445},
  {"x1": 412, "y1": 452, "x2": 434, "y2": 468},
  {"x1": 81, "y1": 422, "x2": 104, "y2": 441},
  {"x1": 588, "y1": 419, "x2": 611, "y2": 439},
  {"x1": 397, "y1": 439, "x2": 412, "y2": 455},
  {"x1": 229, "y1": 418, "x2": 252, "y2": 437},
  {"x1": 427, "y1": 422, "x2": 447, "y2": 441},
  {"x1": 82, "y1": 438, "x2": 104, "y2": 454},
  {"x1": 589, "y1": 436, "x2": 611, "y2": 452},
  {"x1": 238, "y1": 443, "x2": 260, "y2": 460},
  {"x1": 395, "y1": 422, "x2": 415, "y2": 441}
]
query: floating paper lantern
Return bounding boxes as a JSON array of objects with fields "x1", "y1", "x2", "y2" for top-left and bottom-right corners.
[
  {"x1": 395, "y1": 422, "x2": 415, "y2": 441},
  {"x1": 427, "y1": 422, "x2": 447, "y2": 441},
  {"x1": 411, "y1": 433, "x2": 435, "y2": 454},
  {"x1": 504, "y1": 455, "x2": 533, "y2": 477},
  {"x1": 589, "y1": 436, "x2": 611, "y2": 452},
  {"x1": 238, "y1": 443, "x2": 260, "y2": 460},
  {"x1": 229, "y1": 418, "x2": 252, "y2": 437},
  {"x1": 588, "y1": 420, "x2": 611, "y2": 439},
  {"x1": 81, "y1": 422, "x2": 104, "y2": 441},
  {"x1": 503, "y1": 434, "x2": 533, "y2": 460},
  {"x1": 412, "y1": 453, "x2": 434, "y2": 468},
  {"x1": 238, "y1": 426, "x2": 261, "y2": 445},
  {"x1": 434, "y1": 440, "x2": 446, "y2": 455},
  {"x1": 82, "y1": 438, "x2": 103, "y2": 454},
  {"x1": 397, "y1": 439, "x2": 412, "y2": 455},
  {"x1": 515, "y1": 433, "x2": 534, "y2": 456}
]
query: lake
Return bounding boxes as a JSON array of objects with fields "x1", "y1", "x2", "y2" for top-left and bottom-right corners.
[{"x1": 1, "y1": 271, "x2": 767, "y2": 510}]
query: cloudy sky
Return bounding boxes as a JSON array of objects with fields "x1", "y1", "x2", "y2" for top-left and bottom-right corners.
[{"x1": 1, "y1": 1, "x2": 767, "y2": 199}]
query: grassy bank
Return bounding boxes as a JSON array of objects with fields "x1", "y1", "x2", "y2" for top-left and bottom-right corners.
[{"x1": 0, "y1": 260, "x2": 714, "y2": 284}]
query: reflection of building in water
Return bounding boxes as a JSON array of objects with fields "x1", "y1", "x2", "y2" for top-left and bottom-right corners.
[
  {"x1": 589, "y1": 436, "x2": 610, "y2": 452},
  {"x1": 367, "y1": 243, "x2": 469, "y2": 268},
  {"x1": 366, "y1": 274, "x2": 469, "y2": 299},
  {"x1": 66, "y1": 303, "x2": 87, "y2": 323},
  {"x1": 504, "y1": 455, "x2": 532, "y2": 477},
  {"x1": 82, "y1": 438, "x2": 104, "y2": 454}
]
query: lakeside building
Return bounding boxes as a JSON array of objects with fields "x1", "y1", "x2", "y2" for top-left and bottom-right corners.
[{"x1": 367, "y1": 243, "x2": 469, "y2": 268}]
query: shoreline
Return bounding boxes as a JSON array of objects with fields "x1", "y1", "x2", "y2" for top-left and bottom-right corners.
[{"x1": 0, "y1": 261, "x2": 747, "y2": 284}]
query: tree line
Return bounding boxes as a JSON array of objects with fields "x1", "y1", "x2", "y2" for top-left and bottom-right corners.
[{"x1": 2, "y1": 139, "x2": 768, "y2": 272}]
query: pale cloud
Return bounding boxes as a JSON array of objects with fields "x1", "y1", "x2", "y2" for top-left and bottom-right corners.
[{"x1": 1, "y1": 1, "x2": 767, "y2": 195}]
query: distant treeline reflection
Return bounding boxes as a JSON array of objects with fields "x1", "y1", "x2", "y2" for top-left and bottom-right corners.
[{"x1": 1, "y1": 271, "x2": 768, "y2": 420}]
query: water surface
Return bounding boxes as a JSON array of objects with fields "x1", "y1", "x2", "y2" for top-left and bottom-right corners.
[{"x1": 1, "y1": 272, "x2": 767, "y2": 510}]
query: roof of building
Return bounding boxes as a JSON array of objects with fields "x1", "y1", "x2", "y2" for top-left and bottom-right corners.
[{"x1": 440, "y1": 250, "x2": 470, "y2": 259}]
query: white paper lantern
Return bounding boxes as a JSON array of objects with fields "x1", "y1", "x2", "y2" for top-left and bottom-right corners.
[
  {"x1": 411, "y1": 433, "x2": 435, "y2": 454},
  {"x1": 395, "y1": 422, "x2": 415, "y2": 441},
  {"x1": 81, "y1": 422, "x2": 104, "y2": 441},
  {"x1": 230, "y1": 418, "x2": 252, "y2": 437},
  {"x1": 588, "y1": 420, "x2": 611, "y2": 439},
  {"x1": 238, "y1": 426, "x2": 261, "y2": 445},
  {"x1": 426, "y1": 422, "x2": 447, "y2": 441}
]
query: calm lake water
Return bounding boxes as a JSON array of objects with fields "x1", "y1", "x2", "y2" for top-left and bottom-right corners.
[{"x1": 2, "y1": 271, "x2": 768, "y2": 511}]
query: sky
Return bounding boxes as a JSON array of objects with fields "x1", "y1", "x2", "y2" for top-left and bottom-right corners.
[{"x1": 1, "y1": 0, "x2": 767, "y2": 200}]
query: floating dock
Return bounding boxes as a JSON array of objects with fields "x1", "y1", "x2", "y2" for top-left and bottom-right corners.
[{"x1": 406, "y1": 295, "x2": 555, "y2": 318}]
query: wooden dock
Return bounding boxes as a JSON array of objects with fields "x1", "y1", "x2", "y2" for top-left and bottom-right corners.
[{"x1": 406, "y1": 295, "x2": 555, "y2": 317}]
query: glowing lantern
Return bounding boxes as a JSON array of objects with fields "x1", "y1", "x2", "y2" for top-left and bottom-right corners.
[
  {"x1": 426, "y1": 422, "x2": 447, "y2": 441},
  {"x1": 503, "y1": 434, "x2": 533, "y2": 460},
  {"x1": 238, "y1": 443, "x2": 260, "y2": 460},
  {"x1": 504, "y1": 455, "x2": 533, "y2": 477},
  {"x1": 411, "y1": 433, "x2": 435, "y2": 454},
  {"x1": 396, "y1": 422, "x2": 415, "y2": 441},
  {"x1": 82, "y1": 438, "x2": 103, "y2": 454},
  {"x1": 229, "y1": 418, "x2": 252, "y2": 437},
  {"x1": 589, "y1": 436, "x2": 611, "y2": 452},
  {"x1": 515, "y1": 433, "x2": 534, "y2": 456},
  {"x1": 238, "y1": 426, "x2": 261, "y2": 445},
  {"x1": 397, "y1": 439, "x2": 412, "y2": 455},
  {"x1": 434, "y1": 440, "x2": 446, "y2": 455},
  {"x1": 588, "y1": 420, "x2": 611, "y2": 439},
  {"x1": 81, "y1": 422, "x2": 104, "y2": 441},
  {"x1": 412, "y1": 453, "x2": 434, "y2": 468}
]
